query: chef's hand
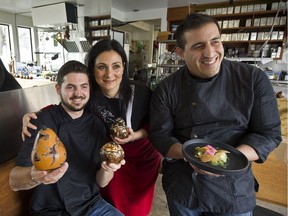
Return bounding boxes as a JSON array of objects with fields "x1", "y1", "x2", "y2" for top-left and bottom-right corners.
[
  {"x1": 183, "y1": 157, "x2": 222, "y2": 177},
  {"x1": 31, "y1": 162, "x2": 69, "y2": 185},
  {"x1": 22, "y1": 112, "x2": 38, "y2": 141}
]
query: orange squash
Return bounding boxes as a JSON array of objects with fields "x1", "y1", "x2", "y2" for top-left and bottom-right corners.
[
  {"x1": 31, "y1": 127, "x2": 67, "y2": 171},
  {"x1": 100, "y1": 141, "x2": 124, "y2": 164}
]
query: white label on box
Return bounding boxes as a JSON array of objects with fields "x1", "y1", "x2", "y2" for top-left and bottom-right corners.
[
  {"x1": 271, "y1": 31, "x2": 278, "y2": 40},
  {"x1": 254, "y1": 18, "x2": 260, "y2": 26},
  {"x1": 226, "y1": 34, "x2": 232, "y2": 41},
  {"x1": 227, "y1": 7, "x2": 234, "y2": 14},
  {"x1": 271, "y1": 2, "x2": 279, "y2": 10},
  {"x1": 228, "y1": 20, "x2": 234, "y2": 28},
  {"x1": 250, "y1": 32, "x2": 257, "y2": 40},
  {"x1": 274, "y1": 17, "x2": 280, "y2": 25},
  {"x1": 280, "y1": 17, "x2": 287, "y2": 25},
  {"x1": 222, "y1": 20, "x2": 228, "y2": 28},
  {"x1": 241, "y1": 5, "x2": 248, "y2": 13},
  {"x1": 234, "y1": 20, "x2": 240, "y2": 28},
  {"x1": 260, "y1": 4, "x2": 267, "y2": 11},
  {"x1": 260, "y1": 17, "x2": 267, "y2": 26},
  {"x1": 254, "y1": 4, "x2": 260, "y2": 11},
  {"x1": 267, "y1": 17, "x2": 274, "y2": 26},
  {"x1": 243, "y1": 33, "x2": 249, "y2": 41},
  {"x1": 257, "y1": 32, "x2": 264, "y2": 40},
  {"x1": 247, "y1": 5, "x2": 254, "y2": 12},
  {"x1": 263, "y1": 32, "x2": 270, "y2": 40},
  {"x1": 237, "y1": 33, "x2": 243, "y2": 41},
  {"x1": 246, "y1": 19, "x2": 252, "y2": 27},
  {"x1": 216, "y1": 8, "x2": 222, "y2": 15},
  {"x1": 234, "y1": 6, "x2": 241, "y2": 13},
  {"x1": 221, "y1": 7, "x2": 227, "y2": 14},
  {"x1": 278, "y1": 31, "x2": 284, "y2": 40}
]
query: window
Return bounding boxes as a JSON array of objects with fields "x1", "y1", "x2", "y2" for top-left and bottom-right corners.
[
  {"x1": 18, "y1": 26, "x2": 33, "y2": 63},
  {"x1": 0, "y1": 24, "x2": 12, "y2": 69}
]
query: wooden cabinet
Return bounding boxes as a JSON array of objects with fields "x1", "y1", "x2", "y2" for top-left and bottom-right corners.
[
  {"x1": 85, "y1": 15, "x2": 111, "y2": 45},
  {"x1": 167, "y1": 0, "x2": 287, "y2": 61}
]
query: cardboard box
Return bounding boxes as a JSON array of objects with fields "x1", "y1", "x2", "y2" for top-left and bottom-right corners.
[
  {"x1": 271, "y1": 31, "x2": 278, "y2": 40},
  {"x1": 205, "y1": 8, "x2": 211, "y2": 15},
  {"x1": 222, "y1": 20, "x2": 229, "y2": 28},
  {"x1": 243, "y1": 33, "x2": 249, "y2": 41},
  {"x1": 254, "y1": 18, "x2": 260, "y2": 26},
  {"x1": 227, "y1": 7, "x2": 234, "y2": 14},
  {"x1": 241, "y1": 5, "x2": 247, "y2": 13},
  {"x1": 221, "y1": 34, "x2": 227, "y2": 41},
  {"x1": 247, "y1": 5, "x2": 254, "y2": 12},
  {"x1": 260, "y1": 4, "x2": 267, "y2": 11},
  {"x1": 234, "y1": 20, "x2": 240, "y2": 28},
  {"x1": 234, "y1": 6, "x2": 241, "y2": 13},
  {"x1": 260, "y1": 17, "x2": 267, "y2": 26},
  {"x1": 257, "y1": 32, "x2": 264, "y2": 40},
  {"x1": 267, "y1": 17, "x2": 274, "y2": 26},
  {"x1": 250, "y1": 32, "x2": 257, "y2": 40},
  {"x1": 221, "y1": 7, "x2": 227, "y2": 14},
  {"x1": 231, "y1": 33, "x2": 238, "y2": 41},
  {"x1": 278, "y1": 31, "x2": 284, "y2": 40},
  {"x1": 280, "y1": 16, "x2": 286, "y2": 25},
  {"x1": 246, "y1": 19, "x2": 252, "y2": 27},
  {"x1": 216, "y1": 8, "x2": 222, "y2": 15},
  {"x1": 274, "y1": 17, "x2": 280, "y2": 25},
  {"x1": 253, "y1": 4, "x2": 261, "y2": 11},
  {"x1": 271, "y1": 2, "x2": 279, "y2": 10},
  {"x1": 157, "y1": 31, "x2": 170, "y2": 40},
  {"x1": 228, "y1": 20, "x2": 234, "y2": 28}
]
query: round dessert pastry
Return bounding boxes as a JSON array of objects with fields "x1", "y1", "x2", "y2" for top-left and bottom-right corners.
[
  {"x1": 110, "y1": 118, "x2": 130, "y2": 139},
  {"x1": 100, "y1": 141, "x2": 125, "y2": 163},
  {"x1": 31, "y1": 127, "x2": 67, "y2": 171}
]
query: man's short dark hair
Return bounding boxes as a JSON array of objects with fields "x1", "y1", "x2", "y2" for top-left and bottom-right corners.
[
  {"x1": 175, "y1": 13, "x2": 221, "y2": 49},
  {"x1": 57, "y1": 60, "x2": 88, "y2": 85}
]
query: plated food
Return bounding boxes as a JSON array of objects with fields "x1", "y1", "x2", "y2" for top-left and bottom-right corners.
[
  {"x1": 182, "y1": 139, "x2": 249, "y2": 175},
  {"x1": 194, "y1": 145, "x2": 230, "y2": 168}
]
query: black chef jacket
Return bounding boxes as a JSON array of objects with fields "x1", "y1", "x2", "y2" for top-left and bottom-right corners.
[{"x1": 16, "y1": 104, "x2": 107, "y2": 215}]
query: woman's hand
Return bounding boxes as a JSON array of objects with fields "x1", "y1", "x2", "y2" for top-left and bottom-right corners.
[
  {"x1": 111, "y1": 127, "x2": 134, "y2": 144},
  {"x1": 97, "y1": 159, "x2": 126, "y2": 187},
  {"x1": 112, "y1": 128, "x2": 147, "y2": 145},
  {"x1": 22, "y1": 112, "x2": 38, "y2": 141},
  {"x1": 101, "y1": 159, "x2": 126, "y2": 173}
]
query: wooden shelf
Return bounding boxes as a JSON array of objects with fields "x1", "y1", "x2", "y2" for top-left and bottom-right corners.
[
  {"x1": 84, "y1": 15, "x2": 111, "y2": 45},
  {"x1": 167, "y1": 0, "x2": 287, "y2": 60}
]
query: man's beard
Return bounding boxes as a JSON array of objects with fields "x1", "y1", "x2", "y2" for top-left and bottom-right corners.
[{"x1": 60, "y1": 95, "x2": 87, "y2": 112}]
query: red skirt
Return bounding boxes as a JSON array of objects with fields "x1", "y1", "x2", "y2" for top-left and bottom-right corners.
[{"x1": 100, "y1": 137, "x2": 162, "y2": 216}]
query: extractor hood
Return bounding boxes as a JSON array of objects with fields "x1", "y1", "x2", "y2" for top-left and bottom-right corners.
[{"x1": 31, "y1": 2, "x2": 77, "y2": 28}]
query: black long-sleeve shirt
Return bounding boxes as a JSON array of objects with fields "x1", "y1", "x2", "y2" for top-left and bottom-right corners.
[
  {"x1": 149, "y1": 59, "x2": 282, "y2": 213},
  {"x1": 16, "y1": 104, "x2": 108, "y2": 215}
]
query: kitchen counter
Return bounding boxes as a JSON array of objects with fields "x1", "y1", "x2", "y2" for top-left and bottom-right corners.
[{"x1": 16, "y1": 77, "x2": 56, "y2": 88}]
